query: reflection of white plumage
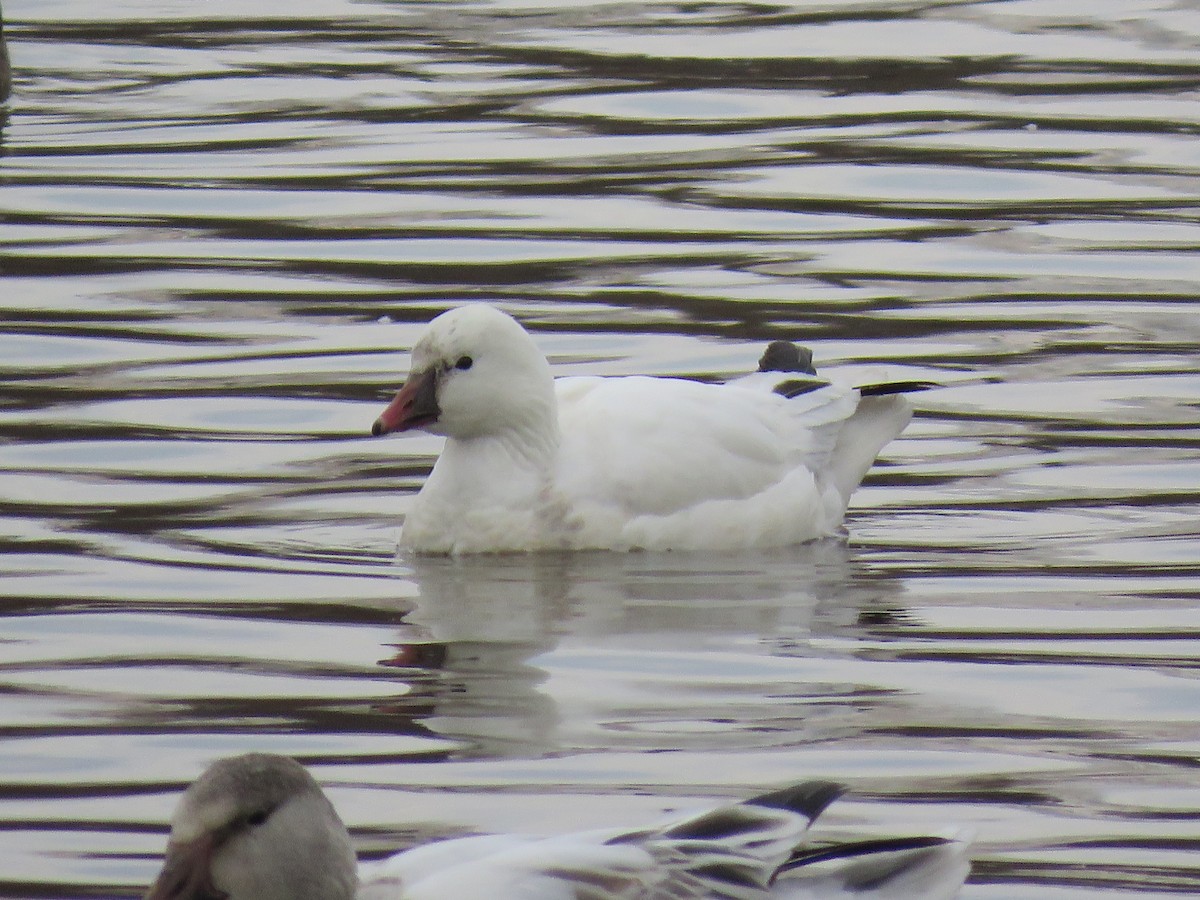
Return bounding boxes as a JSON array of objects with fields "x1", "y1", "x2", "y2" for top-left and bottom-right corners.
[
  {"x1": 144, "y1": 753, "x2": 970, "y2": 900},
  {"x1": 0, "y1": 2, "x2": 10, "y2": 104},
  {"x1": 372, "y1": 305, "x2": 925, "y2": 554}
]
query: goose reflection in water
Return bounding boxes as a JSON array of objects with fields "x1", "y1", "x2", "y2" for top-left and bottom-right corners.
[
  {"x1": 377, "y1": 542, "x2": 919, "y2": 759},
  {"x1": 0, "y1": 1, "x2": 11, "y2": 104}
]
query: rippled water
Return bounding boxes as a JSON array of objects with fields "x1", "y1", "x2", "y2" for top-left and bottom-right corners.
[{"x1": 2, "y1": 0, "x2": 1200, "y2": 896}]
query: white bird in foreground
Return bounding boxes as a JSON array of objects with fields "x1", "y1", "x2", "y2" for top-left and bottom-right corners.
[
  {"x1": 371, "y1": 305, "x2": 931, "y2": 554},
  {"x1": 143, "y1": 753, "x2": 969, "y2": 900}
]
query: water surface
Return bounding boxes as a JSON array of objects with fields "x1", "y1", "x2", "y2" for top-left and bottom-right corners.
[{"x1": 2, "y1": 0, "x2": 1200, "y2": 896}]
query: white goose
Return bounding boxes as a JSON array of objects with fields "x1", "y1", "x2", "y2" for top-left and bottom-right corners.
[
  {"x1": 143, "y1": 753, "x2": 969, "y2": 900},
  {"x1": 372, "y1": 304, "x2": 928, "y2": 554}
]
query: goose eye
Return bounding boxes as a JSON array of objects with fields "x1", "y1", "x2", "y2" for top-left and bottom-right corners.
[
  {"x1": 454, "y1": 356, "x2": 474, "y2": 370},
  {"x1": 245, "y1": 809, "x2": 270, "y2": 827}
]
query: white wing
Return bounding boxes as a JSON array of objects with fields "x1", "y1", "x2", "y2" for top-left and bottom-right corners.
[
  {"x1": 358, "y1": 783, "x2": 844, "y2": 900},
  {"x1": 359, "y1": 832, "x2": 657, "y2": 900},
  {"x1": 553, "y1": 375, "x2": 861, "y2": 519}
]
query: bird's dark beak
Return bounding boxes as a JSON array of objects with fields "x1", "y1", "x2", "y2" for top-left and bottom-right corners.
[
  {"x1": 372, "y1": 367, "x2": 440, "y2": 436},
  {"x1": 144, "y1": 835, "x2": 226, "y2": 900}
]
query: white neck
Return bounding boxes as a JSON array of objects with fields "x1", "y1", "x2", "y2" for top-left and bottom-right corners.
[
  {"x1": 440, "y1": 419, "x2": 560, "y2": 496},
  {"x1": 402, "y1": 406, "x2": 563, "y2": 553}
]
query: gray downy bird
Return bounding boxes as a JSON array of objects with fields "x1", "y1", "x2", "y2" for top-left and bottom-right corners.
[{"x1": 144, "y1": 753, "x2": 970, "y2": 900}]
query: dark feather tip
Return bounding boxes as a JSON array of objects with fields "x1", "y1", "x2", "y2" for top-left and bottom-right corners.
[
  {"x1": 759, "y1": 341, "x2": 816, "y2": 376},
  {"x1": 750, "y1": 780, "x2": 844, "y2": 822},
  {"x1": 856, "y1": 380, "x2": 939, "y2": 397}
]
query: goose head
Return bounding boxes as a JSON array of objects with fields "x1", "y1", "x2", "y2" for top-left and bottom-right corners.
[
  {"x1": 144, "y1": 754, "x2": 357, "y2": 900},
  {"x1": 372, "y1": 305, "x2": 556, "y2": 441}
]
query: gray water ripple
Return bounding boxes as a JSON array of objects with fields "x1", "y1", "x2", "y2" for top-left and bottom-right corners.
[{"x1": 3, "y1": 0, "x2": 1200, "y2": 896}]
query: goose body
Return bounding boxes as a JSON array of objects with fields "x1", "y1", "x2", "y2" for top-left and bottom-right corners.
[
  {"x1": 372, "y1": 305, "x2": 921, "y2": 554},
  {"x1": 145, "y1": 753, "x2": 969, "y2": 900}
]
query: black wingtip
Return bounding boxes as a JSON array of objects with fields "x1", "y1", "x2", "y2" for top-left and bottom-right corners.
[
  {"x1": 750, "y1": 780, "x2": 844, "y2": 823},
  {"x1": 856, "y1": 380, "x2": 939, "y2": 397},
  {"x1": 656, "y1": 781, "x2": 845, "y2": 844},
  {"x1": 772, "y1": 378, "x2": 830, "y2": 399},
  {"x1": 783, "y1": 834, "x2": 960, "y2": 871},
  {"x1": 759, "y1": 341, "x2": 817, "y2": 376}
]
